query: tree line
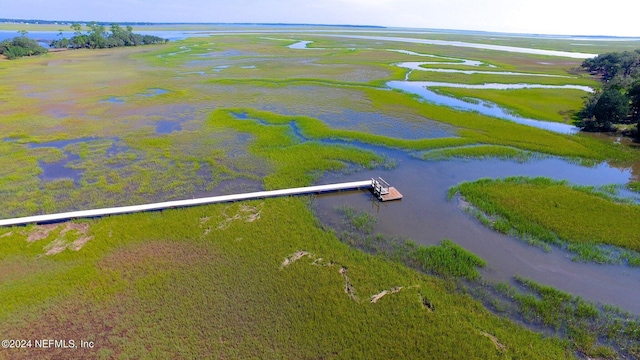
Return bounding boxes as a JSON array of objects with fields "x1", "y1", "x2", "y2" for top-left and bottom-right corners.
[
  {"x1": 0, "y1": 30, "x2": 47, "y2": 59},
  {"x1": 1, "y1": 23, "x2": 167, "y2": 59},
  {"x1": 578, "y1": 50, "x2": 640, "y2": 137},
  {"x1": 50, "y1": 22, "x2": 167, "y2": 49}
]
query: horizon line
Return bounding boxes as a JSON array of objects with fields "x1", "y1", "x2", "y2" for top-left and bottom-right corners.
[{"x1": 2, "y1": 18, "x2": 640, "y2": 39}]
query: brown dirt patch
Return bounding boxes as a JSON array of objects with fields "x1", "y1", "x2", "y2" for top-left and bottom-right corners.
[
  {"x1": 0, "y1": 261, "x2": 39, "y2": 283},
  {"x1": 0, "y1": 292, "x2": 136, "y2": 360},
  {"x1": 98, "y1": 240, "x2": 218, "y2": 279}
]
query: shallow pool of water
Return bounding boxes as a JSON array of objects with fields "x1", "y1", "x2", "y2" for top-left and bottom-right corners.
[
  {"x1": 28, "y1": 138, "x2": 98, "y2": 183},
  {"x1": 140, "y1": 88, "x2": 169, "y2": 97},
  {"x1": 250, "y1": 98, "x2": 456, "y2": 140},
  {"x1": 155, "y1": 120, "x2": 183, "y2": 134},
  {"x1": 314, "y1": 109, "x2": 455, "y2": 140},
  {"x1": 37, "y1": 156, "x2": 83, "y2": 183},
  {"x1": 288, "y1": 40, "x2": 315, "y2": 49},
  {"x1": 102, "y1": 97, "x2": 125, "y2": 104},
  {"x1": 26, "y1": 137, "x2": 133, "y2": 183},
  {"x1": 28, "y1": 138, "x2": 101, "y2": 150}
]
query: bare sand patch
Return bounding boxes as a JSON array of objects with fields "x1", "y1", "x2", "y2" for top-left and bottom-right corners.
[
  {"x1": 24, "y1": 222, "x2": 93, "y2": 255},
  {"x1": 339, "y1": 267, "x2": 359, "y2": 302},
  {"x1": 280, "y1": 251, "x2": 311, "y2": 269},
  {"x1": 216, "y1": 203, "x2": 263, "y2": 230},
  {"x1": 27, "y1": 224, "x2": 59, "y2": 242},
  {"x1": 311, "y1": 257, "x2": 334, "y2": 267},
  {"x1": 480, "y1": 331, "x2": 507, "y2": 352},
  {"x1": 370, "y1": 286, "x2": 403, "y2": 303}
]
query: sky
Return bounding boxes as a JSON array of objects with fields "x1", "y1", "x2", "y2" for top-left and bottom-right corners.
[{"x1": 1, "y1": 0, "x2": 639, "y2": 37}]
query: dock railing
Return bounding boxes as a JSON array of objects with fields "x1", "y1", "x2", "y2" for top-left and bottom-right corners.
[{"x1": 371, "y1": 177, "x2": 390, "y2": 199}]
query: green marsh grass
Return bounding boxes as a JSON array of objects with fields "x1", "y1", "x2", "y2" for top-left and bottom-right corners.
[
  {"x1": 433, "y1": 87, "x2": 588, "y2": 123},
  {"x1": 413, "y1": 239, "x2": 486, "y2": 280},
  {"x1": 0, "y1": 198, "x2": 573, "y2": 359},
  {"x1": 450, "y1": 177, "x2": 640, "y2": 263},
  {"x1": 419, "y1": 145, "x2": 535, "y2": 161}
]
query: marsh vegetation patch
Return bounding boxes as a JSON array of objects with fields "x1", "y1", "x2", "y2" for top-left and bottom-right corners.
[{"x1": 450, "y1": 177, "x2": 640, "y2": 265}]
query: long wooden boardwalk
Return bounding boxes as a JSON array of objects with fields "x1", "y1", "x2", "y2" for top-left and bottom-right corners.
[{"x1": 0, "y1": 180, "x2": 387, "y2": 227}]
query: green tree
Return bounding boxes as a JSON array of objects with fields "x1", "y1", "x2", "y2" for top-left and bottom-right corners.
[
  {"x1": 592, "y1": 86, "x2": 629, "y2": 131},
  {"x1": 629, "y1": 81, "x2": 640, "y2": 138},
  {"x1": 86, "y1": 22, "x2": 106, "y2": 48},
  {"x1": 579, "y1": 49, "x2": 640, "y2": 134},
  {"x1": 578, "y1": 86, "x2": 630, "y2": 132},
  {"x1": 0, "y1": 36, "x2": 48, "y2": 59},
  {"x1": 582, "y1": 51, "x2": 640, "y2": 83},
  {"x1": 50, "y1": 29, "x2": 70, "y2": 49},
  {"x1": 70, "y1": 23, "x2": 82, "y2": 36},
  {"x1": 53, "y1": 22, "x2": 165, "y2": 50}
]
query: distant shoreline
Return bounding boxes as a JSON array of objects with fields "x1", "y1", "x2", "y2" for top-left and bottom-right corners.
[{"x1": 0, "y1": 19, "x2": 386, "y2": 30}]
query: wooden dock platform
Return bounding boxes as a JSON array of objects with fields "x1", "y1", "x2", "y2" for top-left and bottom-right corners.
[
  {"x1": 0, "y1": 179, "x2": 398, "y2": 227},
  {"x1": 371, "y1": 177, "x2": 403, "y2": 202},
  {"x1": 380, "y1": 187, "x2": 403, "y2": 202}
]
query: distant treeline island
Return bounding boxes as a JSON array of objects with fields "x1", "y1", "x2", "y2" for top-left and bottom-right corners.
[{"x1": 0, "y1": 22, "x2": 167, "y2": 59}]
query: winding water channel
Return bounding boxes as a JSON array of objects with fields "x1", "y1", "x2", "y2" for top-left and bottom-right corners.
[
  {"x1": 386, "y1": 81, "x2": 581, "y2": 134},
  {"x1": 290, "y1": 39, "x2": 586, "y2": 133},
  {"x1": 286, "y1": 38, "x2": 640, "y2": 313},
  {"x1": 316, "y1": 148, "x2": 640, "y2": 313}
]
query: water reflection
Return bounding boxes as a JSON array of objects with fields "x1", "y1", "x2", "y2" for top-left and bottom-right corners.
[{"x1": 155, "y1": 120, "x2": 183, "y2": 134}]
